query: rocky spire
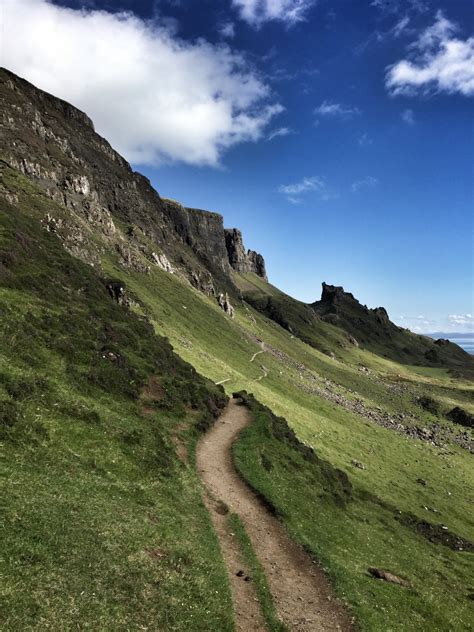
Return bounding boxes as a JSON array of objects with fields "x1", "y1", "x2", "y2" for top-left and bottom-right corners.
[{"x1": 224, "y1": 228, "x2": 267, "y2": 280}]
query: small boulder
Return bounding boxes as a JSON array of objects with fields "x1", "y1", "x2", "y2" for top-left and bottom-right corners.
[
  {"x1": 446, "y1": 407, "x2": 473, "y2": 429},
  {"x1": 217, "y1": 292, "x2": 235, "y2": 318},
  {"x1": 368, "y1": 567, "x2": 410, "y2": 587}
]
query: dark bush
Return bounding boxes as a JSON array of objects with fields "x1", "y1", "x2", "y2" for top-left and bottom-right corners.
[{"x1": 416, "y1": 395, "x2": 440, "y2": 415}]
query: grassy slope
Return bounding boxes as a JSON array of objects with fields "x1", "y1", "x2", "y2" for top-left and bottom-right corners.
[
  {"x1": 2, "y1": 165, "x2": 473, "y2": 630},
  {"x1": 239, "y1": 272, "x2": 473, "y2": 374},
  {"x1": 0, "y1": 169, "x2": 233, "y2": 630},
  {"x1": 107, "y1": 261, "x2": 474, "y2": 630}
]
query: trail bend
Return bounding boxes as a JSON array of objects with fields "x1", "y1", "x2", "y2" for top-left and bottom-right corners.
[{"x1": 197, "y1": 398, "x2": 354, "y2": 631}]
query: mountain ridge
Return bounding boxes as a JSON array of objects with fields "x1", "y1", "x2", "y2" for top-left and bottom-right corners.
[{"x1": 1, "y1": 66, "x2": 470, "y2": 374}]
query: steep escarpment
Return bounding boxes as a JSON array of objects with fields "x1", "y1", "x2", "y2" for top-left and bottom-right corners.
[{"x1": 0, "y1": 67, "x2": 267, "y2": 303}]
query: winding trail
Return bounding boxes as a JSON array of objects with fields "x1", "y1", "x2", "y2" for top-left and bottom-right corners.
[
  {"x1": 250, "y1": 342, "x2": 265, "y2": 363},
  {"x1": 197, "y1": 399, "x2": 354, "y2": 631}
]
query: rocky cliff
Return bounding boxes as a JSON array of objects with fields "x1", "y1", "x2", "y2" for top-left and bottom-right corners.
[
  {"x1": 224, "y1": 228, "x2": 267, "y2": 280},
  {"x1": 1, "y1": 67, "x2": 470, "y2": 371},
  {"x1": 312, "y1": 283, "x2": 471, "y2": 366},
  {"x1": 0, "y1": 67, "x2": 267, "y2": 301}
]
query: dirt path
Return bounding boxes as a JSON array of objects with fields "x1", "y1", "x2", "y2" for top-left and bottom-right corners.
[
  {"x1": 250, "y1": 341, "x2": 265, "y2": 363},
  {"x1": 197, "y1": 399, "x2": 354, "y2": 631}
]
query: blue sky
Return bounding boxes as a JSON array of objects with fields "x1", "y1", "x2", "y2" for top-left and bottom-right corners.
[{"x1": 2, "y1": 0, "x2": 473, "y2": 332}]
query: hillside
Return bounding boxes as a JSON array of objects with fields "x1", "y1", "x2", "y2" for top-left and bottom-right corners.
[{"x1": 1, "y1": 68, "x2": 473, "y2": 631}]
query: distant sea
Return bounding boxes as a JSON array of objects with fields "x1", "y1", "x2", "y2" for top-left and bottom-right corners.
[{"x1": 427, "y1": 333, "x2": 474, "y2": 355}]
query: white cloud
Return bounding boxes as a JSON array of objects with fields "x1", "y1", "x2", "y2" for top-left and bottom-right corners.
[
  {"x1": 393, "y1": 314, "x2": 437, "y2": 333},
  {"x1": 0, "y1": 0, "x2": 283, "y2": 167},
  {"x1": 279, "y1": 176, "x2": 325, "y2": 195},
  {"x1": 386, "y1": 11, "x2": 474, "y2": 97},
  {"x1": 395, "y1": 312, "x2": 474, "y2": 334},
  {"x1": 314, "y1": 100, "x2": 361, "y2": 121},
  {"x1": 267, "y1": 126, "x2": 294, "y2": 140},
  {"x1": 448, "y1": 314, "x2": 474, "y2": 326},
  {"x1": 232, "y1": 0, "x2": 316, "y2": 28},
  {"x1": 402, "y1": 108, "x2": 415, "y2": 124},
  {"x1": 351, "y1": 176, "x2": 378, "y2": 192},
  {"x1": 278, "y1": 175, "x2": 336, "y2": 203},
  {"x1": 219, "y1": 22, "x2": 236, "y2": 38}
]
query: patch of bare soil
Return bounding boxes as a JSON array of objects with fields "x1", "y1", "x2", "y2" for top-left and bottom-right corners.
[{"x1": 197, "y1": 399, "x2": 354, "y2": 631}]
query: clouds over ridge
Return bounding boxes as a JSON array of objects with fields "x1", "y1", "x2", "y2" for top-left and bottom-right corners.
[{"x1": 1, "y1": 0, "x2": 283, "y2": 166}]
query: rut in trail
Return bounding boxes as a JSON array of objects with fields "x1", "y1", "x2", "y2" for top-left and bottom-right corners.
[{"x1": 197, "y1": 399, "x2": 354, "y2": 631}]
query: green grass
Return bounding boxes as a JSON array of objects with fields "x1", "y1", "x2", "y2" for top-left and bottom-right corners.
[
  {"x1": 0, "y1": 168, "x2": 233, "y2": 630},
  {"x1": 105, "y1": 260, "x2": 474, "y2": 630},
  {"x1": 233, "y1": 394, "x2": 474, "y2": 632},
  {"x1": 2, "y1": 162, "x2": 473, "y2": 630},
  {"x1": 227, "y1": 513, "x2": 287, "y2": 632}
]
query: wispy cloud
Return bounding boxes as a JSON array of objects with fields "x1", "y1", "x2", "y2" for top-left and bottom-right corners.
[
  {"x1": 354, "y1": 14, "x2": 414, "y2": 57},
  {"x1": 371, "y1": 0, "x2": 428, "y2": 16},
  {"x1": 1, "y1": 0, "x2": 284, "y2": 167},
  {"x1": 279, "y1": 176, "x2": 326, "y2": 195},
  {"x1": 267, "y1": 126, "x2": 294, "y2": 141},
  {"x1": 371, "y1": 0, "x2": 401, "y2": 14},
  {"x1": 358, "y1": 133, "x2": 374, "y2": 146},
  {"x1": 278, "y1": 175, "x2": 336, "y2": 204},
  {"x1": 392, "y1": 15, "x2": 411, "y2": 38},
  {"x1": 402, "y1": 108, "x2": 415, "y2": 124},
  {"x1": 351, "y1": 176, "x2": 378, "y2": 192},
  {"x1": 218, "y1": 21, "x2": 236, "y2": 38},
  {"x1": 386, "y1": 11, "x2": 474, "y2": 97},
  {"x1": 395, "y1": 314, "x2": 436, "y2": 333},
  {"x1": 448, "y1": 314, "x2": 474, "y2": 326},
  {"x1": 232, "y1": 0, "x2": 317, "y2": 28},
  {"x1": 396, "y1": 312, "x2": 474, "y2": 334},
  {"x1": 314, "y1": 100, "x2": 361, "y2": 119}
]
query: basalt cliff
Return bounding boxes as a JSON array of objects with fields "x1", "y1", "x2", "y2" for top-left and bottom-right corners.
[{"x1": 0, "y1": 67, "x2": 266, "y2": 314}]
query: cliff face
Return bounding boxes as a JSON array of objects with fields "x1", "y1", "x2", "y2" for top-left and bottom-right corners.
[
  {"x1": 162, "y1": 199, "x2": 230, "y2": 275},
  {"x1": 224, "y1": 228, "x2": 267, "y2": 280},
  {"x1": 0, "y1": 68, "x2": 267, "y2": 294},
  {"x1": 312, "y1": 283, "x2": 471, "y2": 366},
  {"x1": 313, "y1": 282, "x2": 405, "y2": 336}
]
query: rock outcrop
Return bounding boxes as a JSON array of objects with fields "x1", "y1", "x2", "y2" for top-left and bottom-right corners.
[
  {"x1": 311, "y1": 282, "x2": 472, "y2": 368},
  {"x1": 224, "y1": 228, "x2": 267, "y2": 280},
  {"x1": 217, "y1": 292, "x2": 235, "y2": 318}
]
